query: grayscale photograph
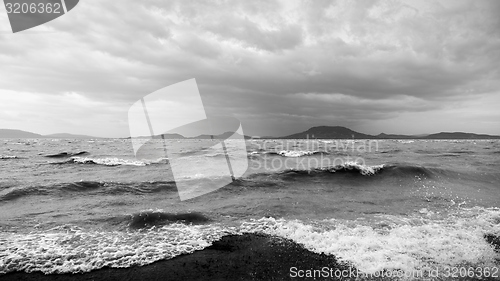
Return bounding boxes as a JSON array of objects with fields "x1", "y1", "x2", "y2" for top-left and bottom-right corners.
[{"x1": 0, "y1": 0, "x2": 499, "y2": 280}]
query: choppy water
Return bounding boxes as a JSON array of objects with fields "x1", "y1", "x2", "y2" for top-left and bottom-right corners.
[{"x1": 0, "y1": 138, "x2": 499, "y2": 279}]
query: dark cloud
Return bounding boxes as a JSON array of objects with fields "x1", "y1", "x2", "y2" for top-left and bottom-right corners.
[{"x1": 0, "y1": 0, "x2": 499, "y2": 137}]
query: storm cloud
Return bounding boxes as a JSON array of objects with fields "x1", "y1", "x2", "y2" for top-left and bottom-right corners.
[{"x1": 0, "y1": 0, "x2": 499, "y2": 137}]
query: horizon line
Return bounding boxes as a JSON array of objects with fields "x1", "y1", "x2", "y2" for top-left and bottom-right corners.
[{"x1": 1, "y1": 126, "x2": 500, "y2": 139}]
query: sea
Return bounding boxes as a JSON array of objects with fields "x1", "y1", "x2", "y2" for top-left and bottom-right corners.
[{"x1": 1, "y1": 137, "x2": 499, "y2": 280}]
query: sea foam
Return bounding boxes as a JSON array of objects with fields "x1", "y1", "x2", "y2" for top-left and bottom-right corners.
[
  {"x1": 1, "y1": 208, "x2": 498, "y2": 278},
  {"x1": 277, "y1": 150, "x2": 320, "y2": 157},
  {"x1": 241, "y1": 207, "x2": 500, "y2": 279},
  {"x1": 0, "y1": 155, "x2": 18, "y2": 159},
  {"x1": 69, "y1": 157, "x2": 148, "y2": 166},
  {"x1": 322, "y1": 162, "x2": 385, "y2": 176},
  {"x1": 0, "y1": 223, "x2": 235, "y2": 274}
]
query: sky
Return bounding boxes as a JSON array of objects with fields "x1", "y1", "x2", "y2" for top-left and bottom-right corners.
[{"x1": 0, "y1": 0, "x2": 499, "y2": 138}]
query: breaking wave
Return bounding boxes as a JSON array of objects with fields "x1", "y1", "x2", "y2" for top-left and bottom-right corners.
[
  {"x1": 282, "y1": 162, "x2": 386, "y2": 176},
  {"x1": 44, "y1": 151, "x2": 89, "y2": 158},
  {"x1": 128, "y1": 210, "x2": 211, "y2": 229},
  {"x1": 0, "y1": 181, "x2": 177, "y2": 202},
  {"x1": 0, "y1": 223, "x2": 230, "y2": 274},
  {"x1": 268, "y1": 150, "x2": 326, "y2": 157},
  {"x1": 0, "y1": 155, "x2": 19, "y2": 160},
  {"x1": 1, "y1": 208, "x2": 498, "y2": 277},
  {"x1": 1, "y1": 162, "x2": 487, "y2": 203},
  {"x1": 241, "y1": 207, "x2": 500, "y2": 278},
  {"x1": 51, "y1": 157, "x2": 167, "y2": 166}
]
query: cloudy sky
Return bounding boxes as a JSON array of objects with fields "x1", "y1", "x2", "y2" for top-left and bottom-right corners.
[{"x1": 1, "y1": 0, "x2": 499, "y2": 138}]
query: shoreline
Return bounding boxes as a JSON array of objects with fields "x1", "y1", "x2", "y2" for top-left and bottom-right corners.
[
  {"x1": 1, "y1": 233, "x2": 354, "y2": 281},
  {"x1": 2, "y1": 233, "x2": 499, "y2": 281}
]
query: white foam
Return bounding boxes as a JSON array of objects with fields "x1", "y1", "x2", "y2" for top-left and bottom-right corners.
[
  {"x1": 0, "y1": 223, "x2": 236, "y2": 274},
  {"x1": 1, "y1": 208, "x2": 498, "y2": 278},
  {"x1": 0, "y1": 155, "x2": 18, "y2": 159},
  {"x1": 396, "y1": 140, "x2": 415, "y2": 144},
  {"x1": 277, "y1": 150, "x2": 318, "y2": 157},
  {"x1": 324, "y1": 161, "x2": 385, "y2": 176},
  {"x1": 71, "y1": 157, "x2": 148, "y2": 166},
  {"x1": 240, "y1": 208, "x2": 500, "y2": 279}
]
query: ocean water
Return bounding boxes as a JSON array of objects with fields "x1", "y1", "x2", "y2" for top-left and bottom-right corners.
[{"x1": 0, "y1": 138, "x2": 499, "y2": 279}]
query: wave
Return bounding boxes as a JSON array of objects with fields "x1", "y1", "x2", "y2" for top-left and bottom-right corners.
[
  {"x1": 0, "y1": 162, "x2": 491, "y2": 202},
  {"x1": 128, "y1": 210, "x2": 210, "y2": 229},
  {"x1": 178, "y1": 150, "x2": 202, "y2": 156},
  {"x1": 44, "y1": 151, "x2": 89, "y2": 158},
  {"x1": 247, "y1": 162, "x2": 433, "y2": 179},
  {"x1": 0, "y1": 223, "x2": 229, "y2": 274},
  {"x1": 51, "y1": 157, "x2": 167, "y2": 166},
  {"x1": 241, "y1": 208, "x2": 500, "y2": 277},
  {"x1": 245, "y1": 163, "x2": 442, "y2": 182},
  {"x1": 0, "y1": 163, "x2": 387, "y2": 202},
  {"x1": 0, "y1": 181, "x2": 177, "y2": 202},
  {"x1": 1, "y1": 208, "x2": 498, "y2": 276},
  {"x1": 69, "y1": 157, "x2": 148, "y2": 166},
  {"x1": 378, "y1": 149, "x2": 402, "y2": 154},
  {"x1": 265, "y1": 150, "x2": 326, "y2": 157},
  {"x1": 381, "y1": 164, "x2": 436, "y2": 178},
  {"x1": 60, "y1": 181, "x2": 107, "y2": 192},
  {"x1": 204, "y1": 152, "x2": 228, "y2": 158},
  {"x1": 414, "y1": 149, "x2": 442, "y2": 155},
  {"x1": 433, "y1": 153, "x2": 464, "y2": 157},
  {"x1": 0, "y1": 186, "x2": 50, "y2": 201},
  {"x1": 278, "y1": 162, "x2": 386, "y2": 176},
  {"x1": 0, "y1": 155, "x2": 19, "y2": 159},
  {"x1": 449, "y1": 150, "x2": 473, "y2": 154},
  {"x1": 430, "y1": 151, "x2": 474, "y2": 158},
  {"x1": 238, "y1": 163, "x2": 440, "y2": 186},
  {"x1": 395, "y1": 140, "x2": 415, "y2": 144},
  {"x1": 248, "y1": 151, "x2": 260, "y2": 157}
]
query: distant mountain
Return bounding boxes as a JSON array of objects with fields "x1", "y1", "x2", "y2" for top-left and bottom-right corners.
[
  {"x1": 0, "y1": 129, "x2": 43, "y2": 138},
  {"x1": 425, "y1": 132, "x2": 500, "y2": 139},
  {"x1": 151, "y1": 133, "x2": 186, "y2": 139},
  {"x1": 0, "y1": 129, "x2": 98, "y2": 139},
  {"x1": 2, "y1": 127, "x2": 500, "y2": 140},
  {"x1": 281, "y1": 126, "x2": 374, "y2": 139},
  {"x1": 126, "y1": 133, "x2": 186, "y2": 139},
  {"x1": 277, "y1": 126, "x2": 500, "y2": 139},
  {"x1": 129, "y1": 132, "x2": 251, "y2": 139},
  {"x1": 45, "y1": 133, "x2": 100, "y2": 139},
  {"x1": 377, "y1": 133, "x2": 419, "y2": 139},
  {"x1": 191, "y1": 131, "x2": 252, "y2": 140}
]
